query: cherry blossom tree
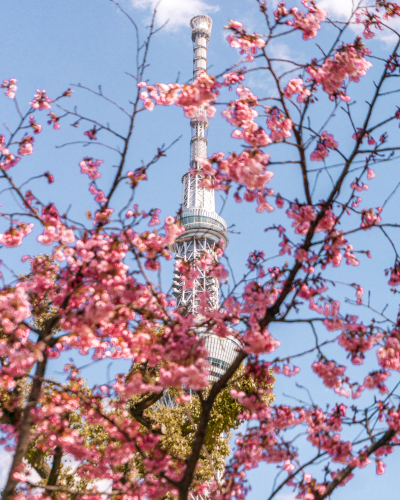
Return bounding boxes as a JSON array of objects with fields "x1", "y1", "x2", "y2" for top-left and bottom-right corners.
[{"x1": 3, "y1": 0, "x2": 400, "y2": 499}]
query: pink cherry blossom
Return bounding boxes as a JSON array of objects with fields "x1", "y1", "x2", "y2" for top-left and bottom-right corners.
[
  {"x1": 1, "y1": 78, "x2": 18, "y2": 99},
  {"x1": 84, "y1": 126, "x2": 98, "y2": 140},
  {"x1": 47, "y1": 111, "x2": 61, "y2": 129},
  {"x1": 79, "y1": 158, "x2": 103, "y2": 179},
  {"x1": 30, "y1": 89, "x2": 52, "y2": 110},
  {"x1": 0, "y1": 223, "x2": 34, "y2": 248},
  {"x1": 283, "y1": 78, "x2": 311, "y2": 102},
  {"x1": 308, "y1": 39, "x2": 372, "y2": 101},
  {"x1": 310, "y1": 131, "x2": 338, "y2": 161},
  {"x1": 29, "y1": 116, "x2": 42, "y2": 134},
  {"x1": 18, "y1": 136, "x2": 34, "y2": 156},
  {"x1": 226, "y1": 20, "x2": 266, "y2": 61},
  {"x1": 288, "y1": 1, "x2": 326, "y2": 40},
  {"x1": 267, "y1": 108, "x2": 293, "y2": 142}
]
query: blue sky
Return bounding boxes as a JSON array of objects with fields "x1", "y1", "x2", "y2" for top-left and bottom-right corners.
[{"x1": 2, "y1": 0, "x2": 400, "y2": 498}]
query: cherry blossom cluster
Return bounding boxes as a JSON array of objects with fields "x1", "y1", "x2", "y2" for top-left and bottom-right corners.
[
  {"x1": 137, "y1": 71, "x2": 220, "y2": 118},
  {"x1": 222, "y1": 70, "x2": 245, "y2": 87},
  {"x1": 128, "y1": 215, "x2": 184, "y2": 270},
  {"x1": 266, "y1": 108, "x2": 293, "y2": 142},
  {"x1": 84, "y1": 125, "x2": 99, "y2": 140},
  {"x1": 29, "y1": 89, "x2": 52, "y2": 110},
  {"x1": 360, "y1": 207, "x2": 382, "y2": 228},
  {"x1": 0, "y1": 222, "x2": 34, "y2": 248},
  {"x1": 312, "y1": 359, "x2": 350, "y2": 397},
  {"x1": 339, "y1": 316, "x2": 383, "y2": 365},
  {"x1": 222, "y1": 86, "x2": 273, "y2": 148},
  {"x1": 37, "y1": 203, "x2": 75, "y2": 246},
  {"x1": 287, "y1": 204, "x2": 317, "y2": 235},
  {"x1": 287, "y1": 0, "x2": 327, "y2": 40},
  {"x1": 274, "y1": 0, "x2": 326, "y2": 40},
  {"x1": 283, "y1": 78, "x2": 311, "y2": 103},
  {"x1": 225, "y1": 20, "x2": 266, "y2": 62},
  {"x1": 1, "y1": 78, "x2": 17, "y2": 99},
  {"x1": 47, "y1": 111, "x2": 61, "y2": 129},
  {"x1": 378, "y1": 331, "x2": 400, "y2": 371},
  {"x1": 320, "y1": 230, "x2": 359, "y2": 268},
  {"x1": 356, "y1": 2, "x2": 400, "y2": 39},
  {"x1": 89, "y1": 184, "x2": 108, "y2": 203},
  {"x1": 79, "y1": 157, "x2": 103, "y2": 179},
  {"x1": 224, "y1": 401, "x2": 387, "y2": 499},
  {"x1": 0, "y1": 134, "x2": 20, "y2": 171},
  {"x1": 307, "y1": 39, "x2": 372, "y2": 101},
  {"x1": 18, "y1": 135, "x2": 34, "y2": 156},
  {"x1": 387, "y1": 259, "x2": 400, "y2": 286},
  {"x1": 195, "y1": 150, "x2": 274, "y2": 214},
  {"x1": 310, "y1": 131, "x2": 338, "y2": 161}
]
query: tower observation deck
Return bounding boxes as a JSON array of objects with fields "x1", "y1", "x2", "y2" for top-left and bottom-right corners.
[{"x1": 172, "y1": 15, "x2": 240, "y2": 383}]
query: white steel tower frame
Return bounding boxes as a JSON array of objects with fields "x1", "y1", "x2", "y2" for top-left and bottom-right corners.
[{"x1": 171, "y1": 15, "x2": 240, "y2": 384}]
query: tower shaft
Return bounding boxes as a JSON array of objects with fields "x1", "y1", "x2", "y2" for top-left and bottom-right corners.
[
  {"x1": 171, "y1": 16, "x2": 239, "y2": 385},
  {"x1": 173, "y1": 15, "x2": 227, "y2": 318}
]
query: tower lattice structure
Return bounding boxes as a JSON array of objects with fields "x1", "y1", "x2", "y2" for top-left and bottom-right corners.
[{"x1": 172, "y1": 15, "x2": 240, "y2": 383}]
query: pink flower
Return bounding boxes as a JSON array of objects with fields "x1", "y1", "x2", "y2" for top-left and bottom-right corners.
[
  {"x1": 312, "y1": 359, "x2": 349, "y2": 397},
  {"x1": 310, "y1": 131, "x2": 338, "y2": 162},
  {"x1": 143, "y1": 99, "x2": 155, "y2": 111},
  {"x1": 148, "y1": 210, "x2": 161, "y2": 226},
  {"x1": 1, "y1": 78, "x2": 18, "y2": 99},
  {"x1": 287, "y1": 204, "x2": 316, "y2": 234},
  {"x1": 307, "y1": 40, "x2": 371, "y2": 101},
  {"x1": 84, "y1": 126, "x2": 98, "y2": 140},
  {"x1": 139, "y1": 74, "x2": 220, "y2": 122},
  {"x1": 18, "y1": 136, "x2": 34, "y2": 156},
  {"x1": 256, "y1": 193, "x2": 274, "y2": 213},
  {"x1": 45, "y1": 172, "x2": 54, "y2": 184},
  {"x1": 226, "y1": 20, "x2": 265, "y2": 59},
  {"x1": 89, "y1": 184, "x2": 108, "y2": 203},
  {"x1": 222, "y1": 71, "x2": 245, "y2": 86},
  {"x1": 0, "y1": 223, "x2": 34, "y2": 248},
  {"x1": 47, "y1": 112, "x2": 61, "y2": 129},
  {"x1": 30, "y1": 89, "x2": 52, "y2": 110},
  {"x1": 284, "y1": 78, "x2": 311, "y2": 102},
  {"x1": 387, "y1": 260, "x2": 400, "y2": 287},
  {"x1": 276, "y1": 195, "x2": 284, "y2": 208},
  {"x1": 29, "y1": 116, "x2": 42, "y2": 134},
  {"x1": 355, "y1": 285, "x2": 364, "y2": 304},
  {"x1": 79, "y1": 158, "x2": 103, "y2": 179},
  {"x1": 267, "y1": 109, "x2": 292, "y2": 142},
  {"x1": 288, "y1": 1, "x2": 327, "y2": 40},
  {"x1": 360, "y1": 208, "x2": 381, "y2": 229},
  {"x1": 282, "y1": 459, "x2": 295, "y2": 473},
  {"x1": 376, "y1": 460, "x2": 385, "y2": 475}
]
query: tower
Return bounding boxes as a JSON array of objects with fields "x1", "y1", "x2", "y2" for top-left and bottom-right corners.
[{"x1": 172, "y1": 15, "x2": 239, "y2": 382}]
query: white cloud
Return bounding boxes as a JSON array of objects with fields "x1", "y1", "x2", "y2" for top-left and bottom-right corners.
[
  {"x1": 131, "y1": 0, "x2": 219, "y2": 31},
  {"x1": 316, "y1": 0, "x2": 370, "y2": 20},
  {"x1": 316, "y1": 0, "x2": 354, "y2": 19}
]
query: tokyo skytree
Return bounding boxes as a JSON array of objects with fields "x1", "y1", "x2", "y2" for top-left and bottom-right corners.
[{"x1": 172, "y1": 15, "x2": 239, "y2": 382}]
